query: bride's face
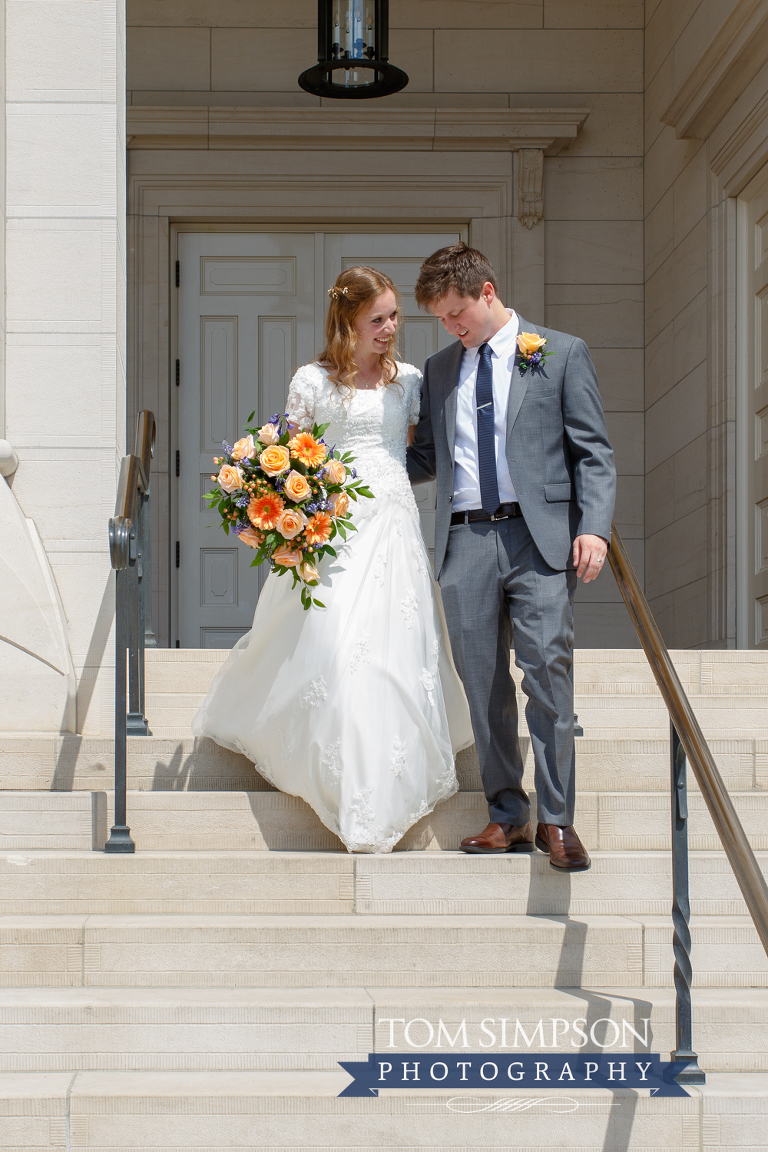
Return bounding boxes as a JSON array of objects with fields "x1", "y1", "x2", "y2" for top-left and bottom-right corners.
[{"x1": 354, "y1": 289, "x2": 398, "y2": 358}]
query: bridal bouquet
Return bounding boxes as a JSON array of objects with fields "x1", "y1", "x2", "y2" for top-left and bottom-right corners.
[{"x1": 205, "y1": 412, "x2": 373, "y2": 609}]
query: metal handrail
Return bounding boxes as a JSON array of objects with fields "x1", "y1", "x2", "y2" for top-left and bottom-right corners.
[
  {"x1": 608, "y1": 522, "x2": 768, "y2": 1082},
  {"x1": 105, "y1": 410, "x2": 156, "y2": 854}
]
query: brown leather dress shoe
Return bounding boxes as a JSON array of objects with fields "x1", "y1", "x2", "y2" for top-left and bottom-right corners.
[
  {"x1": 460, "y1": 821, "x2": 535, "y2": 854},
  {"x1": 535, "y1": 823, "x2": 591, "y2": 871}
]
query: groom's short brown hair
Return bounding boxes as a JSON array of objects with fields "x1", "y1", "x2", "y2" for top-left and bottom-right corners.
[{"x1": 414, "y1": 242, "x2": 500, "y2": 309}]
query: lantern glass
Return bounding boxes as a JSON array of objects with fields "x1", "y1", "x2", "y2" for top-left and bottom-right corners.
[{"x1": 333, "y1": 1, "x2": 377, "y2": 62}]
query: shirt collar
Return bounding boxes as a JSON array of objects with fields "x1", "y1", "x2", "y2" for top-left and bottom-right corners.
[{"x1": 466, "y1": 310, "x2": 519, "y2": 361}]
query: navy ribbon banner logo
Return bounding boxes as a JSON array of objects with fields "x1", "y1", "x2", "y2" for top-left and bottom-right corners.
[{"x1": 338, "y1": 1053, "x2": 692, "y2": 1098}]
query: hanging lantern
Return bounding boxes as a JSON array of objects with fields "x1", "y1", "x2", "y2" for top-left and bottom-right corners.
[{"x1": 299, "y1": 0, "x2": 408, "y2": 100}]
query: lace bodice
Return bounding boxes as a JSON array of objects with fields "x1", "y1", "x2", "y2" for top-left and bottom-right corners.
[{"x1": 285, "y1": 362, "x2": 422, "y2": 511}]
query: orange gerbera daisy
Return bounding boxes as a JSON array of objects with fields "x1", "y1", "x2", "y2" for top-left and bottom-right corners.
[
  {"x1": 247, "y1": 492, "x2": 285, "y2": 530},
  {"x1": 305, "y1": 511, "x2": 333, "y2": 544},
  {"x1": 289, "y1": 431, "x2": 327, "y2": 469}
]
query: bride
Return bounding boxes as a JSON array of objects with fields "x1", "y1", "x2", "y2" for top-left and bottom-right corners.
[{"x1": 192, "y1": 266, "x2": 474, "y2": 852}]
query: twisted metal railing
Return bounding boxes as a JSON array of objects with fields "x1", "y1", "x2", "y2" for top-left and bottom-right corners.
[
  {"x1": 608, "y1": 524, "x2": 768, "y2": 1084},
  {"x1": 105, "y1": 411, "x2": 156, "y2": 854}
]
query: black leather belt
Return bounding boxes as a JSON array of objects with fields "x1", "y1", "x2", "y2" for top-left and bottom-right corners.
[{"x1": 451, "y1": 502, "x2": 522, "y2": 525}]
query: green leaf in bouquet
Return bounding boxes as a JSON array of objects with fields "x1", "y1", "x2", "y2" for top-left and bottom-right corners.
[
  {"x1": 324, "y1": 545, "x2": 337, "y2": 558},
  {"x1": 223, "y1": 523, "x2": 230, "y2": 535},
  {"x1": 314, "y1": 421, "x2": 331, "y2": 438},
  {"x1": 312, "y1": 598, "x2": 325, "y2": 608},
  {"x1": 357, "y1": 487, "x2": 374, "y2": 498},
  {"x1": 246, "y1": 410, "x2": 255, "y2": 423},
  {"x1": 347, "y1": 489, "x2": 358, "y2": 501},
  {"x1": 336, "y1": 521, "x2": 347, "y2": 541}
]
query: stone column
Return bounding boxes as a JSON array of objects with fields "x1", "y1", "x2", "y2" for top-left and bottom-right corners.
[{"x1": 2, "y1": 1, "x2": 126, "y2": 733}]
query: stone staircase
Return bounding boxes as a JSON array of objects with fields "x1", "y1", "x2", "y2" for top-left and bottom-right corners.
[{"x1": 1, "y1": 650, "x2": 768, "y2": 1149}]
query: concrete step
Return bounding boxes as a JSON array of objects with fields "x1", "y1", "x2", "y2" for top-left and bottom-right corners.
[
  {"x1": 1, "y1": 1068, "x2": 766, "y2": 1149},
  {"x1": 1, "y1": 849, "x2": 766, "y2": 919},
  {"x1": 0, "y1": 912, "x2": 765, "y2": 990},
  {"x1": 0, "y1": 733, "x2": 764, "y2": 795},
  {"x1": 3, "y1": 788, "x2": 768, "y2": 854},
  {"x1": 0, "y1": 987, "x2": 765, "y2": 1074},
  {"x1": 145, "y1": 646, "x2": 768, "y2": 694}
]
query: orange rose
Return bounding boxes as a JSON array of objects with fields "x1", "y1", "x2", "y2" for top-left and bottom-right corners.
[
  {"x1": 272, "y1": 544, "x2": 302, "y2": 569},
  {"x1": 276, "y1": 507, "x2": 308, "y2": 540},
  {"x1": 247, "y1": 493, "x2": 285, "y2": 530},
  {"x1": 324, "y1": 458, "x2": 347, "y2": 485},
  {"x1": 232, "y1": 434, "x2": 257, "y2": 461},
  {"x1": 238, "y1": 526, "x2": 262, "y2": 548},
  {"x1": 283, "y1": 469, "x2": 312, "y2": 503},
  {"x1": 259, "y1": 445, "x2": 291, "y2": 476},
  {"x1": 517, "y1": 331, "x2": 547, "y2": 356},
  {"x1": 328, "y1": 491, "x2": 349, "y2": 519},
  {"x1": 258, "y1": 422, "x2": 281, "y2": 445},
  {"x1": 305, "y1": 511, "x2": 333, "y2": 544},
  {"x1": 289, "y1": 431, "x2": 327, "y2": 469},
  {"x1": 299, "y1": 560, "x2": 320, "y2": 584},
  {"x1": 217, "y1": 464, "x2": 244, "y2": 493}
]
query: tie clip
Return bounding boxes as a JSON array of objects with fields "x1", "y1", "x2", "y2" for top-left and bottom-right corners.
[{"x1": 476, "y1": 401, "x2": 493, "y2": 410}]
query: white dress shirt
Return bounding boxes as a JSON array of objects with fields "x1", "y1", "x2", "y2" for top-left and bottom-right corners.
[{"x1": 452, "y1": 311, "x2": 519, "y2": 512}]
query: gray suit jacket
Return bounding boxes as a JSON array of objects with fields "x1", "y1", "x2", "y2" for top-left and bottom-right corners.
[{"x1": 406, "y1": 318, "x2": 616, "y2": 575}]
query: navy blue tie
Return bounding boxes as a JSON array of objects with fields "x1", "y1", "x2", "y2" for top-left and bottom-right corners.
[{"x1": 476, "y1": 342, "x2": 500, "y2": 514}]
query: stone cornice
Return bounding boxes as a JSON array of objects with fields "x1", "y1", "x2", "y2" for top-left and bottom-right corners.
[
  {"x1": 126, "y1": 106, "x2": 589, "y2": 154},
  {"x1": 662, "y1": 0, "x2": 768, "y2": 140}
]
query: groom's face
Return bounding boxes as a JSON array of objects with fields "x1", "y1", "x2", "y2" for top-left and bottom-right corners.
[{"x1": 428, "y1": 285, "x2": 497, "y2": 348}]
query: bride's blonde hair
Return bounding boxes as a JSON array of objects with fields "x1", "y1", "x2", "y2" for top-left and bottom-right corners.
[{"x1": 318, "y1": 266, "x2": 402, "y2": 400}]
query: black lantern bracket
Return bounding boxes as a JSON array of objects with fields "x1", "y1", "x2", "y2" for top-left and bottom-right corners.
[{"x1": 299, "y1": 0, "x2": 409, "y2": 100}]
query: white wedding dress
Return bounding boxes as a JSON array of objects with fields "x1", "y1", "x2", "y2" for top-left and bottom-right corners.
[{"x1": 192, "y1": 362, "x2": 474, "y2": 853}]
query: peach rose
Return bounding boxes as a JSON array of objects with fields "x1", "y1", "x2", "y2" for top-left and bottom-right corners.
[
  {"x1": 272, "y1": 544, "x2": 303, "y2": 569},
  {"x1": 283, "y1": 469, "x2": 312, "y2": 503},
  {"x1": 217, "y1": 464, "x2": 245, "y2": 493},
  {"x1": 299, "y1": 560, "x2": 320, "y2": 584},
  {"x1": 258, "y1": 422, "x2": 281, "y2": 445},
  {"x1": 231, "y1": 434, "x2": 258, "y2": 461},
  {"x1": 238, "y1": 526, "x2": 262, "y2": 548},
  {"x1": 324, "y1": 458, "x2": 347, "y2": 485},
  {"x1": 517, "y1": 331, "x2": 548, "y2": 356},
  {"x1": 328, "y1": 491, "x2": 350, "y2": 519},
  {"x1": 259, "y1": 444, "x2": 291, "y2": 476},
  {"x1": 276, "y1": 507, "x2": 308, "y2": 540}
]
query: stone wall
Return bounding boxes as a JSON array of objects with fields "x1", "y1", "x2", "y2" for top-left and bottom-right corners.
[
  {"x1": 125, "y1": 0, "x2": 645, "y2": 648},
  {"x1": 1, "y1": 1, "x2": 127, "y2": 733}
]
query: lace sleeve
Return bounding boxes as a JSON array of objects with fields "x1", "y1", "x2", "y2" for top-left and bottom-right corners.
[
  {"x1": 285, "y1": 364, "x2": 316, "y2": 430},
  {"x1": 408, "y1": 372, "x2": 423, "y2": 427}
]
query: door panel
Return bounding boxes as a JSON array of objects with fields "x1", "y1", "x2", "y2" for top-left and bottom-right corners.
[
  {"x1": 176, "y1": 229, "x2": 461, "y2": 647},
  {"x1": 177, "y1": 233, "x2": 316, "y2": 648}
]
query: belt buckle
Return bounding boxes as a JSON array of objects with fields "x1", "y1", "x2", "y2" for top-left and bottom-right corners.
[{"x1": 490, "y1": 511, "x2": 508, "y2": 522}]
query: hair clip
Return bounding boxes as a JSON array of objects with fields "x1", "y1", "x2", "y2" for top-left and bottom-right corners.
[{"x1": 327, "y1": 285, "x2": 349, "y2": 300}]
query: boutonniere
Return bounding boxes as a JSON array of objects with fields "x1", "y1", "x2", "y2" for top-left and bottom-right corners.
[{"x1": 516, "y1": 332, "x2": 553, "y2": 375}]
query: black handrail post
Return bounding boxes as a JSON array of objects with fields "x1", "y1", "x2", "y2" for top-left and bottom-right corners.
[
  {"x1": 105, "y1": 531, "x2": 136, "y2": 854},
  {"x1": 136, "y1": 411, "x2": 157, "y2": 650},
  {"x1": 126, "y1": 519, "x2": 149, "y2": 736},
  {"x1": 670, "y1": 720, "x2": 704, "y2": 1083}
]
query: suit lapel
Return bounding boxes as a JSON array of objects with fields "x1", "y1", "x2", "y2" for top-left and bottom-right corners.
[
  {"x1": 506, "y1": 315, "x2": 535, "y2": 438},
  {"x1": 441, "y1": 340, "x2": 464, "y2": 463}
]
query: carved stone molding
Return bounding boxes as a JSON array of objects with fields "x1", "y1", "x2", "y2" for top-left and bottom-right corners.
[
  {"x1": 518, "y1": 149, "x2": 544, "y2": 229},
  {"x1": 126, "y1": 106, "x2": 589, "y2": 154},
  {"x1": 662, "y1": 0, "x2": 768, "y2": 140}
]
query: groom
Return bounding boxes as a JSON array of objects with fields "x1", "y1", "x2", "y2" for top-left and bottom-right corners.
[{"x1": 407, "y1": 243, "x2": 615, "y2": 872}]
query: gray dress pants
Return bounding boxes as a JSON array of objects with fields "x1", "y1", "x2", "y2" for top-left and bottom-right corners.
[{"x1": 438, "y1": 515, "x2": 577, "y2": 827}]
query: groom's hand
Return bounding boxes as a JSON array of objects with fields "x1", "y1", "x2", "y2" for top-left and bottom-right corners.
[{"x1": 573, "y1": 534, "x2": 608, "y2": 583}]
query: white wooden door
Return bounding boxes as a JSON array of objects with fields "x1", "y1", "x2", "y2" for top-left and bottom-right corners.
[
  {"x1": 745, "y1": 175, "x2": 768, "y2": 646},
  {"x1": 176, "y1": 229, "x2": 461, "y2": 648}
]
